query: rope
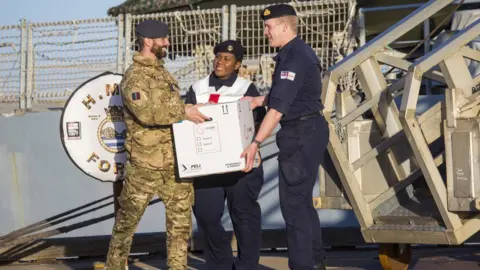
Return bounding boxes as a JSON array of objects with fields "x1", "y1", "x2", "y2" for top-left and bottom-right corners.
[{"x1": 0, "y1": 197, "x2": 163, "y2": 248}]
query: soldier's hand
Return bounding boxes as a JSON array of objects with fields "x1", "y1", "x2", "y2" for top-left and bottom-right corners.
[
  {"x1": 241, "y1": 142, "x2": 258, "y2": 173},
  {"x1": 185, "y1": 103, "x2": 211, "y2": 124}
]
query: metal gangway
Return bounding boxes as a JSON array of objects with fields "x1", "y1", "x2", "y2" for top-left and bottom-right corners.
[{"x1": 319, "y1": 0, "x2": 480, "y2": 269}]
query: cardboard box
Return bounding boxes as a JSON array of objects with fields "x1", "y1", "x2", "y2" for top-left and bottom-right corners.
[{"x1": 173, "y1": 100, "x2": 259, "y2": 178}]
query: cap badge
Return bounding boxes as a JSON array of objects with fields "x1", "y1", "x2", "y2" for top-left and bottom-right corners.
[
  {"x1": 227, "y1": 45, "x2": 233, "y2": 51},
  {"x1": 263, "y1": 9, "x2": 271, "y2": 16}
]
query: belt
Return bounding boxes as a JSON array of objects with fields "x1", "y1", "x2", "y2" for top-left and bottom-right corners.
[
  {"x1": 298, "y1": 111, "x2": 322, "y2": 121},
  {"x1": 281, "y1": 111, "x2": 323, "y2": 123}
]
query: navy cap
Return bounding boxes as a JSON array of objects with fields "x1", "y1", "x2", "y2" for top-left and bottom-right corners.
[
  {"x1": 135, "y1": 19, "x2": 169, "y2": 38},
  {"x1": 214, "y1": 40, "x2": 245, "y2": 61},
  {"x1": 261, "y1": 4, "x2": 297, "y2": 20}
]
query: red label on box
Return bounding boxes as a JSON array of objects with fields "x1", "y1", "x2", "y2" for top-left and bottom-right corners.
[{"x1": 208, "y1": 93, "x2": 220, "y2": 104}]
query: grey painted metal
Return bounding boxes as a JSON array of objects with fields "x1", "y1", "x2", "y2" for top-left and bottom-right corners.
[
  {"x1": 229, "y1": 4, "x2": 236, "y2": 40},
  {"x1": 25, "y1": 24, "x2": 33, "y2": 110},
  {"x1": 222, "y1": 5, "x2": 229, "y2": 41},
  {"x1": 19, "y1": 20, "x2": 27, "y2": 110},
  {"x1": 0, "y1": 112, "x2": 357, "y2": 239},
  {"x1": 116, "y1": 14, "x2": 125, "y2": 74},
  {"x1": 124, "y1": 13, "x2": 132, "y2": 76},
  {"x1": 357, "y1": 8, "x2": 366, "y2": 46}
]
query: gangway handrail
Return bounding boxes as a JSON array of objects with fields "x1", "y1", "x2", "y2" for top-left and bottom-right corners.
[
  {"x1": 325, "y1": 0, "x2": 453, "y2": 81},
  {"x1": 411, "y1": 19, "x2": 480, "y2": 76},
  {"x1": 319, "y1": 0, "x2": 459, "y2": 233},
  {"x1": 401, "y1": 18, "x2": 480, "y2": 113},
  {"x1": 398, "y1": 15, "x2": 480, "y2": 231}
]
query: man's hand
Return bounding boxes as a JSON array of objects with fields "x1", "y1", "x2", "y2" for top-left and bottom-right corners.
[
  {"x1": 241, "y1": 142, "x2": 259, "y2": 173},
  {"x1": 185, "y1": 104, "x2": 210, "y2": 124},
  {"x1": 240, "y1": 96, "x2": 263, "y2": 110},
  {"x1": 241, "y1": 108, "x2": 282, "y2": 172}
]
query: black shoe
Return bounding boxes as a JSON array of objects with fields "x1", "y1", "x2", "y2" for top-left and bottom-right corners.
[{"x1": 313, "y1": 261, "x2": 327, "y2": 270}]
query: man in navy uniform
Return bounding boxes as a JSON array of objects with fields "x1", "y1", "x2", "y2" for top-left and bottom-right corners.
[
  {"x1": 241, "y1": 4, "x2": 329, "y2": 270},
  {"x1": 185, "y1": 40, "x2": 266, "y2": 270}
]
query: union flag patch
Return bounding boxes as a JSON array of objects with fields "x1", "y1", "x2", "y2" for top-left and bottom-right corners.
[
  {"x1": 132, "y1": 92, "x2": 141, "y2": 100},
  {"x1": 280, "y1": 71, "x2": 296, "y2": 81}
]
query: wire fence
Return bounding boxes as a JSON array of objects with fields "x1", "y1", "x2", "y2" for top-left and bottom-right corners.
[
  {"x1": 232, "y1": 0, "x2": 358, "y2": 94},
  {"x1": 28, "y1": 18, "x2": 120, "y2": 106},
  {"x1": 125, "y1": 7, "x2": 229, "y2": 94},
  {"x1": 0, "y1": 1, "x2": 357, "y2": 112},
  {"x1": 0, "y1": 23, "x2": 23, "y2": 105}
]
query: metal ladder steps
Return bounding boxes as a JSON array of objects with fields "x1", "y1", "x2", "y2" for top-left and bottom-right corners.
[
  {"x1": 374, "y1": 215, "x2": 442, "y2": 226},
  {"x1": 374, "y1": 196, "x2": 444, "y2": 226},
  {"x1": 368, "y1": 224, "x2": 446, "y2": 231}
]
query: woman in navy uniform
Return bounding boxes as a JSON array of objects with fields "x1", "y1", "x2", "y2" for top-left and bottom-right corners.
[
  {"x1": 184, "y1": 40, "x2": 266, "y2": 270},
  {"x1": 241, "y1": 4, "x2": 329, "y2": 270}
]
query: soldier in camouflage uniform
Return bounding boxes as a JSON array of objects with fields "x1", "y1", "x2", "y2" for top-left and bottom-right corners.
[{"x1": 104, "y1": 20, "x2": 209, "y2": 270}]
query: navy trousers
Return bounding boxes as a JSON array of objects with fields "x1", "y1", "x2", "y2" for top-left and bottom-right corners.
[
  {"x1": 277, "y1": 115, "x2": 329, "y2": 270},
  {"x1": 193, "y1": 166, "x2": 264, "y2": 270}
]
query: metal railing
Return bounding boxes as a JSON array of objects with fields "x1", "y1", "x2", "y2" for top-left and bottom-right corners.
[
  {"x1": 0, "y1": 23, "x2": 24, "y2": 107},
  {"x1": 125, "y1": 7, "x2": 229, "y2": 94},
  {"x1": 27, "y1": 17, "x2": 120, "y2": 108},
  {"x1": 0, "y1": 1, "x2": 356, "y2": 112},
  {"x1": 231, "y1": 0, "x2": 357, "y2": 93}
]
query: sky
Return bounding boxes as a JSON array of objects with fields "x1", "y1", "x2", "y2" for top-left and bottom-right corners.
[{"x1": 0, "y1": 0, "x2": 123, "y2": 26}]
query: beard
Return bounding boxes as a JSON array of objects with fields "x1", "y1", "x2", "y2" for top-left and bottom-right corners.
[{"x1": 151, "y1": 44, "x2": 167, "y2": 59}]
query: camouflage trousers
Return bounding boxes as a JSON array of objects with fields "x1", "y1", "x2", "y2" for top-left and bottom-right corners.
[{"x1": 105, "y1": 163, "x2": 194, "y2": 270}]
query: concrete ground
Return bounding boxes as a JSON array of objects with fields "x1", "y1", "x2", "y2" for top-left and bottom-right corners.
[{"x1": 0, "y1": 246, "x2": 479, "y2": 269}]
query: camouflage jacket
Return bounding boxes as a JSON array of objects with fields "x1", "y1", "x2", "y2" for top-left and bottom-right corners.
[{"x1": 120, "y1": 52, "x2": 185, "y2": 171}]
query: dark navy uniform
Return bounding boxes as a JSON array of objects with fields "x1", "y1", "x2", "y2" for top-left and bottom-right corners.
[
  {"x1": 262, "y1": 4, "x2": 329, "y2": 270},
  {"x1": 185, "y1": 40, "x2": 266, "y2": 270}
]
